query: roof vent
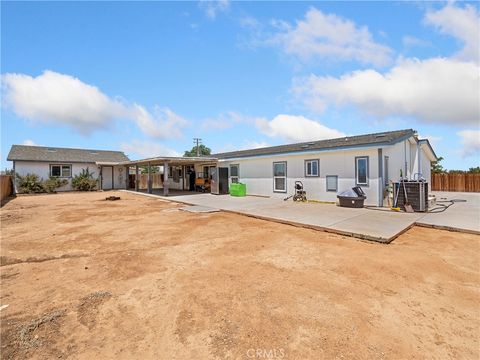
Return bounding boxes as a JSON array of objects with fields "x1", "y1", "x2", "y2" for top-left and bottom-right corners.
[
  {"x1": 307, "y1": 142, "x2": 315, "y2": 146},
  {"x1": 301, "y1": 144, "x2": 309, "y2": 148},
  {"x1": 90, "y1": 151, "x2": 99, "y2": 155},
  {"x1": 47, "y1": 148, "x2": 57, "y2": 152},
  {"x1": 375, "y1": 134, "x2": 386, "y2": 138}
]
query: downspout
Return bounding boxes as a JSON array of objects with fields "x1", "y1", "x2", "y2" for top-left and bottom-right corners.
[
  {"x1": 404, "y1": 140, "x2": 408, "y2": 179},
  {"x1": 12, "y1": 160, "x2": 16, "y2": 195},
  {"x1": 378, "y1": 148, "x2": 383, "y2": 207},
  {"x1": 417, "y1": 142, "x2": 422, "y2": 180}
]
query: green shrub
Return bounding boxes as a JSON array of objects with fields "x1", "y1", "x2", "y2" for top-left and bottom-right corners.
[
  {"x1": 72, "y1": 168, "x2": 97, "y2": 191},
  {"x1": 42, "y1": 176, "x2": 68, "y2": 193},
  {"x1": 16, "y1": 173, "x2": 45, "y2": 193}
]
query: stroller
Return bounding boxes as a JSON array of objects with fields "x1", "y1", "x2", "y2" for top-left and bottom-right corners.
[{"x1": 292, "y1": 181, "x2": 307, "y2": 202}]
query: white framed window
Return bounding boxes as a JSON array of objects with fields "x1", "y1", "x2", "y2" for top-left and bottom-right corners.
[
  {"x1": 326, "y1": 175, "x2": 338, "y2": 192},
  {"x1": 384, "y1": 156, "x2": 389, "y2": 186},
  {"x1": 230, "y1": 164, "x2": 239, "y2": 183},
  {"x1": 355, "y1": 156, "x2": 369, "y2": 186},
  {"x1": 305, "y1": 159, "x2": 319, "y2": 177},
  {"x1": 50, "y1": 164, "x2": 71, "y2": 178},
  {"x1": 273, "y1": 161, "x2": 287, "y2": 192}
]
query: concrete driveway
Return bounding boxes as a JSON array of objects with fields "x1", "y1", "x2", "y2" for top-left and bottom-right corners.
[{"x1": 125, "y1": 190, "x2": 479, "y2": 242}]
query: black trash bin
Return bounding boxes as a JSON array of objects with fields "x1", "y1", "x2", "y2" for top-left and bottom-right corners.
[{"x1": 337, "y1": 187, "x2": 366, "y2": 208}]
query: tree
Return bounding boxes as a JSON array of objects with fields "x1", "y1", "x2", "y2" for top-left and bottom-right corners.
[
  {"x1": 431, "y1": 156, "x2": 446, "y2": 173},
  {"x1": 184, "y1": 144, "x2": 211, "y2": 157},
  {"x1": 468, "y1": 166, "x2": 480, "y2": 173},
  {"x1": 140, "y1": 165, "x2": 159, "y2": 174}
]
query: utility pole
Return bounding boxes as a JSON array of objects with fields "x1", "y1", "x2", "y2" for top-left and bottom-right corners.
[{"x1": 193, "y1": 138, "x2": 202, "y2": 157}]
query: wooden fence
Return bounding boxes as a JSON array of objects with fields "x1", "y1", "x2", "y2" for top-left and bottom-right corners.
[
  {"x1": 128, "y1": 174, "x2": 164, "y2": 189},
  {"x1": 431, "y1": 173, "x2": 480, "y2": 192},
  {"x1": 1, "y1": 175, "x2": 13, "y2": 203}
]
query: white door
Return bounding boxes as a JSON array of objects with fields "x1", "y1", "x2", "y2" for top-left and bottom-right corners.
[{"x1": 102, "y1": 166, "x2": 113, "y2": 190}]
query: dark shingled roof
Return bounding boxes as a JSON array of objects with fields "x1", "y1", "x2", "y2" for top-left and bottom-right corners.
[
  {"x1": 7, "y1": 145, "x2": 130, "y2": 163},
  {"x1": 214, "y1": 129, "x2": 416, "y2": 159}
]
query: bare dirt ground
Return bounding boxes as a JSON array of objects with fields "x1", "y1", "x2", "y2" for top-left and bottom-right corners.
[{"x1": 1, "y1": 191, "x2": 479, "y2": 360}]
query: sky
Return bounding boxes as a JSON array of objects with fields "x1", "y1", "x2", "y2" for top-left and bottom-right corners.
[{"x1": 1, "y1": 1, "x2": 479, "y2": 170}]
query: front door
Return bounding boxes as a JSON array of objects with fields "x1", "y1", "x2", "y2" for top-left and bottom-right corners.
[{"x1": 102, "y1": 166, "x2": 113, "y2": 190}]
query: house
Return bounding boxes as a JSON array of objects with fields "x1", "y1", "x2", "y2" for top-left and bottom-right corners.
[
  {"x1": 7, "y1": 129, "x2": 437, "y2": 207},
  {"x1": 7, "y1": 145, "x2": 130, "y2": 192},
  {"x1": 212, "y1": 129, "x2": 437, "y2": 206}
]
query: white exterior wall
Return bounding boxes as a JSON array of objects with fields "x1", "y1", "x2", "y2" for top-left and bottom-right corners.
[
  {"x1": 14, "y1": 161, "x2": 127, "y2": 191},
  {"x1": 14, "y1": 161, "x2": 100, "y2": 191},
  {"x1": 219, "y1": 147, "x2": 381, "y2": 206},
  {"x1": 420, "y1": 149, "x2": 432, "y2": 190},
  {"x1": 383, "y1": 140, "x2": 408, "y2": 182}
]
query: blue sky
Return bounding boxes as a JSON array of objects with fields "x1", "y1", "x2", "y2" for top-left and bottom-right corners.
[{"x1": 1, "y1": 1, "x2": 479, "y2": 170}]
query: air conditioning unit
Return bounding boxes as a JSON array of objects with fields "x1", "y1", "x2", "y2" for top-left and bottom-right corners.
[{"x1": 393, "y1": 181, "x2": 429, "y2": 212}]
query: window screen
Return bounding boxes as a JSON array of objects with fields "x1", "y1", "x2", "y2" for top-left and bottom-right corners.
[
  {"x1": 273, "y1": 162, "x2": 287, "y2": 192},
  {"x1": 326, "y1": 175, "x2": 338, "y2": 192},
  {"x1": 355, "y1": 157, "x2": 369, "y2": 185},
  {"x1": 305, "y1": 159, "x2": 319, "y2": 177}
]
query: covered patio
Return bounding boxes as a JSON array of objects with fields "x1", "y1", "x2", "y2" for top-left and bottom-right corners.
[{"x1": 118, "y1": 156, "x2": 218, "y2": 196}]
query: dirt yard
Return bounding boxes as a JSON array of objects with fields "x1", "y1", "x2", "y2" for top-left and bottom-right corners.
[{"x1": 1, "y1": 192, "x2": 479, "y2": 359}]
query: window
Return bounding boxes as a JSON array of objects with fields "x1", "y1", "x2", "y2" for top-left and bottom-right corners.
[
  {"x1": 384, "y1": 156, "x2": 389, "y2": 186},
  {"x1": 230, "y1": 164, "x2": 239, "y2": 183},
  {"x1": 50, "y1": 164, "x2": 71, "y2": 178},
  {"x1": 203, "y1": 166, "x2": 209, "y2": 179},
  {"x1": 355, "y1": 156, "x2": 369, "y2": 186},
  {"x1": 273, "y1": 161, "x2": 287, "y2": 192},
  {"x1": 305, "y1": 159, "x2": 319, "y2": 177},
  {"x1": 326, "y1": 175, "x2": 338, "y2": 192}
]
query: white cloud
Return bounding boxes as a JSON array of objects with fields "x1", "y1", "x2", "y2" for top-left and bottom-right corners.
[
  {"x1": 1, "y1": 70, "x2": 188, "y2": 139},
  {"x1": 293, "y1": 57, "x2": 480, "y2": 125},
  {"x1": 130, "y1": 105, "x2": 189, "y2": 139},
  {"x1": 266, "y1": 7, "x2": 392, "y2": 66},
  {"x1": 419, "y1": 134, "x2": 442, "y2": 147},
  {"x1": 457, "y1": 130, "x2": 480, "y2": 157},
  {"x1": 242, "y1": 140, "x2": 270, "y2": 149},
  {"x1": 425, "y1": 3, "x2": 480, "y2": 63},
  {"x1": 402, "y1": 35, "x2": 430, "y2": 48},
  {"x1": 200, "y1": 111, "x2": 254, "y2": 131},
  {"x1": 214, "y1": 139, "x2": 270, "y2": 154},
  {"x1": 198, "y1": 0, "x2": 229, "y2": 20},
  {"x1": 22, "y1": 139, "x2": 40, "y2": 146},
  {"x1": 1, "y1": 71, "x2": 124, "y2": 133},
  {"x1": 256, "y1": 114, "x2": 345, "y2": 143},
  {"x1": 120, "y1": 140, "x2": 180, "y2": 159}
]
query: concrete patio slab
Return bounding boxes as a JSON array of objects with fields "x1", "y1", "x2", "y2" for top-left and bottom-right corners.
[
  {"x1": 179, "y1": 205, "x2": 219, "y2": 213},
  {"x1": 417, "y1": 191, "x2": 480, "y2": 234},
  {"x1": 122, "y1": 189, "x2": 479, "y2": 243}
]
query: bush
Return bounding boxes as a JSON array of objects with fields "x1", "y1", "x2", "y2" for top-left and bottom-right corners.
[
  {"x1": 16, "y1": 173, "x2": 45, "y2": 194},
  {"x1": 72, "y1": 168, "x2": 97, "y2": 191},
  {"x1": 16, "y1": 173, "x2": 69, "y2": 193},
  {"x1": 43, "y1": 176, "x2": 68, "y2": 193}
]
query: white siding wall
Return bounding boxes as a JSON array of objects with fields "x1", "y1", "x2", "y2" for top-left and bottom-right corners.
[
  {"x1": 219, "y1": 147, "x2": 380, "y2": 205},
  {"x1": 383, "y1": 140, "x2": 408, "y2": 182},
  {"x1": 420, "y1": 149, "x2": 432, "y2": 191},
  {"x1": 14, "y1": 161, "x2": 127, "y2": 191},
  {"x1": 14, "y1": 161, "x2": 100, "y2": 191}
]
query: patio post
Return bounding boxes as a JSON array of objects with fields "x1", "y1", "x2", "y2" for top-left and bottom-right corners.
[
  {"x1": 135, "y1": 165, "x2": 139, "y2": 192},
  {"x1": 163, "y1": 161, "x2": 169, "y2": 196},
  {"x1": 147, "y1": 162, "x2": 152, "y2": 194}
]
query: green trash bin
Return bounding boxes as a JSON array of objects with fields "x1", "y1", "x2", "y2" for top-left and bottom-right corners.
[{"x1": 230, "y1": 182, "x2": 246, "y2": 197}]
